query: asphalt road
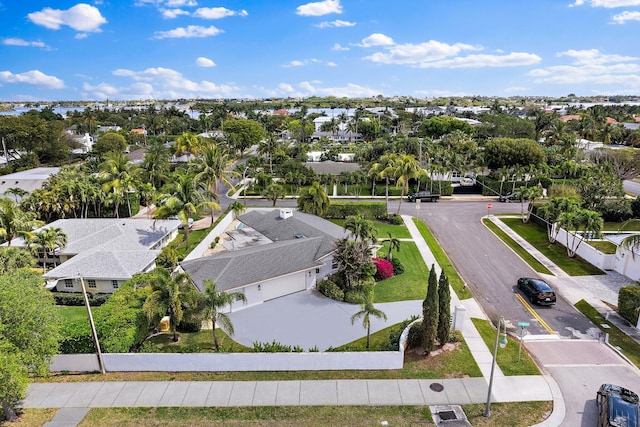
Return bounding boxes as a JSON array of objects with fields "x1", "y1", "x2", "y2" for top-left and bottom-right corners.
[{"x1": 388, "y1": 199, "x2": 597, "y2": 339}]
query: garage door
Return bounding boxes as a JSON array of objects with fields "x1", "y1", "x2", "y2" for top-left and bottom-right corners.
[{"x1": 262, "y1": 274, "x2": 306, "y2": 301}]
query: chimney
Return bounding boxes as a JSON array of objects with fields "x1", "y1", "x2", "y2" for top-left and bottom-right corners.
[{"x1": 279, "y1": 208, "x2": 293, "y2": 219}]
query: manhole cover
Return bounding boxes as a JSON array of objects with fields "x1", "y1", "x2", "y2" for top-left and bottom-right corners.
[
  {"x1": 438, "y1": 411, "x2": 457, "y2": 421},
  {"x1": 430, "y1": 382, "x2": 444, "y2": 392}
]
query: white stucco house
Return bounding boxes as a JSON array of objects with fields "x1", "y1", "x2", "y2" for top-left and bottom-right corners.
[
  {"x1": 179, "y1": 208, "x2": 349, "y2": 312},
  {"x1": 12, "y1": 218, "x2": 181, "y2": 293}
]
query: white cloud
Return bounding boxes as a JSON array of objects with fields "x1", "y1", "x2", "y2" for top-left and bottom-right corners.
[
  {"x1": 0, "y1": 70, "x2": 65, "y2": 88},
  {"x1": 359, "y1": 33, "x2": 394, "y2": 47},
  {"x1": 327, "y1": 61, "x2": 337, "y2": 67},
  {"x1": 99, "y1": 66, "x2": 240, "y2": 99},
  {"x1": 296, "y1": 0, "x2": 342, "y2": 16},
  {"x1": 363, "y1": 40, "x2": 479, "y2": 64},
  {"x1": 612, "y1": 10, "x2": 640, "y2": 22},
  {"x1": 298, "y1": 81, "x2": 379, "y2": 97},
  {"x1": 28, "y1": 3, "x2": 107, "y2": 32},
  {"x1": 193, "y1": 7, "x2": 248, "y2": 19},
  {"x1": 162, "y1": 8, "x2": 189, "y2": 18},
  {"x1": 570, "y1": 0, "x2": 640, "y2": 6},
  {"x1": 315, "y1": 19, "x2": 356, "y2": 28},
  {"x1": 153, "y1": 25, "x2": 223, "y2": 39},
  {"x1": 529, "y1": 48, "x2": 640, "y2": 89},
  {"x1": 3, "y1": 38, "x2": 48, "y2": 48},
  {"x1": 195, "y1": 57, "x2": 216, "y2": 67},
  {"x1": 166, "y1": 0, "x2": 197, "y2": 6},
  {"x1": 332, "y1": 43, "x2": 349, "y2": 51},
  {"x1": 284, "y1": 60, "x2": 306, "y2": 68},
  {"x1": 416, "y1": 52, "x2": 542, "y2": 68},
  {"x1": 504, "y1": 86, "x2": 529, "y2": 93}
]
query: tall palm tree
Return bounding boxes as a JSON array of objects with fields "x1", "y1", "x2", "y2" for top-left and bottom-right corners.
[
  {"x1": 344, "y1": 214, "x2": 376, "y2": 243},
  {"x1": 201, "y1": 279, "x2": 247, "y2": 350},
  {"x1": 173, "y1": 132, "x2": 202, "y2": 159},
  {"x1": 297, "y1": 181, "x2": 330, "y2": 217},
  {"x1": 368, "y1": 153, "x2": 398, "y2": 202},
  {"x1": 394, "y1": 153, "x2": 421, "y2": 215},
  {"x1": 141, "y1": 269, "x2": 193, "y2": 342},
  {"x1": 28, "y1": 227, "x2": 67, "y2": 273},
  {"x1": 154, "y1": 169, "x2": 219, "y2": 250},
  {"x1": 0, "y1": 197, "x2": 43, "y2": 246},
  {"x1": 351, "y1": 290, "x2": 387, "y2": 349},
  {"x1": 262, "y1": 183, "x2": 287, "y2": 206},
  {"x1": 143, "y1": 139, "x2": 171, "y2": 189},
  {"x1": 191, "y1": 142, "x2": 237, "y2": 220},
  {"x1": 99, "y1": 151, "x2": 142, "y2": 218},
  {"x1": 537, "y1": 197, "x2": 580, "y2": 243},
  {"x1": 257, "y1": 135, "x2": 284, "y2": 174}
]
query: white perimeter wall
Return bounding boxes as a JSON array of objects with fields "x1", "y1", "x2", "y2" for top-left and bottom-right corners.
[{"x1": 554, "y1": 228, "x2": 615, "y2": 271}]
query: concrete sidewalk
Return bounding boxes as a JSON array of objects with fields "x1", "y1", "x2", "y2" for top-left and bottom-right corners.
[{"x1": 23, "y1": 213, "x2": 558, "y2": 426}]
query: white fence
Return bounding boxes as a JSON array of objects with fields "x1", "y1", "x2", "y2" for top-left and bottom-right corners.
[{"x1": 554, "y1": 228, "x2": 615, "y2": 270}]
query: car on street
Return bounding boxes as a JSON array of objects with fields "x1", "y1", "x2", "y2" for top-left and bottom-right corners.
[
  {"x1": 596, "y1": 383, "x2": 639, "y2": 427},
  {"x1": 407, "y1": 191, "x2": 440, "y2": 202},
  {"x1": 517, "y1": 277, "x2": 557, "y2": 305},
  {"x1": 499, "y1": 193, "x2": 515, "y2": 202}
]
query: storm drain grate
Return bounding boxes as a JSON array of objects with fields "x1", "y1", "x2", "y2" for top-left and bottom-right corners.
[
  {"x1": 430, "y1": 382, "x2": 444, "y2": 392},
  {"x1": 437, "y1": 410, "x2": 457, "y2": 421}
]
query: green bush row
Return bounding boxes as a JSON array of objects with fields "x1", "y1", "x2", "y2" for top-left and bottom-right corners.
[
  {"x1": 618, "y1": 285, "x2": 640, "y2": 326},
  {"x1": 325, "y1": 202, "x2": 388, "y2": 219},
  {"x1": 251, "y1": 340, "x2": 305, "y2": 352},
  {"x1": 52, "y1": 292, "x2": 111, "y2": 307}
]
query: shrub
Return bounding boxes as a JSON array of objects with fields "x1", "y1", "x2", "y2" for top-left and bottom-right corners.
[
  {"x1": 251, "y1": 340, "x2": 304, "y2": 352},
  {"x1": 325, "y1": 202, "x2": 388, "y2": 219},
  {"x1": 177, "y1": 319, "x2": 203, "y2": 333},
  {"x1": 381, "y1": 316, "x2": 419, "y2": 351},
  {"x1": 390, "y1": 258, "x2": 405, "y2": 275},
  {"x1": 600, "y1": 199, "x2": 633, "y2": 222},
  {"x1": 53, "y1": 292, "x2": 110, "y2": 307},
  {"x1": 407, "y1": 322, "x2": 424, "y2": 349},
  {"x1": 317, "y1": 279, "x2": 344, "y2": 301},
  {"x1": 59, "y1": 320, "x2": 94, "y2": 354},
  {"x1": 373, "y1": 258, "x2": 394, "y2": 280},
  {"x1": 632, "y1": 196, "x2": 640, "y2": 218},
  {"x1": 448, "y1": 329, "x2": 463, "y2": 343},
  {"x1": 344, "y1": 289, "x2": 366, "y2": 304},
  {"x1": 618, "y1": 285, "x2": 640, "y2": 326},
  {"x1": 156, "y1": 246, "x2": 179, "y2": 269},
  {"x1": 386, "y1": 214, "x2": 404, "y2": 225}
]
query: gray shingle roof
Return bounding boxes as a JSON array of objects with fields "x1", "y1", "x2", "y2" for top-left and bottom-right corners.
[
  {"x1": 44, "y1": 250, "x2": 160, "y2": 281},
  {"x1": 181, "y1": 237, "x2": 326, "y2": 292}
]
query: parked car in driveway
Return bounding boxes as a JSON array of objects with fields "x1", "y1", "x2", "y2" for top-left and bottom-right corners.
[
  {"x1": 407, "y1": 191, "x2": 440, "y2": 202},
  {"x1": 596, "y1": 383, "x2": 639, "y2": 427},
  {"x1": 517, "y1": 277, "x2": 557, "y2": 305}
]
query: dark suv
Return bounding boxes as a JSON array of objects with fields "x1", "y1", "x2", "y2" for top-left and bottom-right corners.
[
  {"x1": 517, "y1": 277, "x2": 556, "y2": 305},
  {"x1": 596, "y1": 383, "x2": 639, "y2": 427},
  {"x1": 407, "y1": 191, "x2": 440, "y2": 202}
]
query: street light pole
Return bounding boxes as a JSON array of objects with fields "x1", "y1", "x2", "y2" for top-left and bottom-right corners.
[
  {"x1": 78, "y1": 274, "x2": 106, "y2": 374},
  {"x1": 484, "y1": 316, "x2": 507, "y2": 417}
]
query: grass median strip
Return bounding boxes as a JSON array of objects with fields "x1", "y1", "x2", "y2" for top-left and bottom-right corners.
[
  {"x1": 413, "y1": 218, "x2": 472, "y2": 300},
  {"x1": 500, "y1": 217, "x2": 604, "y2": 276},
  {"x1": 482, "y1": 218, "x2": 552, "y2": 275},
  {"x1": 574, "y1": 299, "x2": 640, "y2": 369}
]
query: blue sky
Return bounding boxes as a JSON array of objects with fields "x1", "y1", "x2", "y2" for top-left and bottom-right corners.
[{"x1": 1, "y1": 0, "x2": 640, "y2": 102}]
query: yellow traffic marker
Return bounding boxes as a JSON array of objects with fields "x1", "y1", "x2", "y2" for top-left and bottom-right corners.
[{"x1": 515, "y1": 293, "x2": 557, "y2": 335}]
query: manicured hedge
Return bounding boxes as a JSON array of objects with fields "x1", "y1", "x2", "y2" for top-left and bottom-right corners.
[
  {"x1": 52, "y1": 292, "x2": 111, "y2": 307},
  {"x1": 325, "y1": 202, "x2": 388, "y2": 219},
  {"x1": 618, "y1": 285, "x2": 640, "y2": 326}
]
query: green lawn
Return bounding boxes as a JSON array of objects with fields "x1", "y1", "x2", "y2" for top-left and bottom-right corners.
[
  {"x1": 604, "y1": 221, "x2": 640, "y2": 231},
  {"x1": 329, "y1": 219, "x2": 411, "y2": 239},
  {"x1": 575, "y1": 299, "x2": 640, "y2": 369},
  {"x1": 471, "y1": 318, "x2": 541, "y2": 376},
  {"x1": 588, "y1": 240, "x2": 617, "y2": 254},
  {"x1": 500, "y1": 218, "x2": 605, "y2": 276},
  {"x1": 55, "y1": 305, "x2": 88, "y2": 323},
  {"x1": 374, "y1": 242, "x2": 428, "y2": 302},
  {"x1": 482, "y1": 219, "x2": 552, "y2": 275},
  {"x1": 412, "y1": 218, "x2": 473, "y2": 300}
]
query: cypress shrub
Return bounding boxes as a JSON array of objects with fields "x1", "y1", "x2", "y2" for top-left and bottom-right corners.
[
  {"x1": 618, "y1": 285, "x2": 640, "y2": 326},
  {"x1": 422, "y1": 264, "x2": 439, "y2": 355},
  {"x1": 437, "y1": 270, "x2": 451, "y2": 345}
]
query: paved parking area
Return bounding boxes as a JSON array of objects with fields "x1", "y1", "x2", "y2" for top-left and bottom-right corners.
[{"x1": 228, "y1": 290, "x2": 423, "y2": 351}]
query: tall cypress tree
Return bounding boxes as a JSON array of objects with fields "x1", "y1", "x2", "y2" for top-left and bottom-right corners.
[
  {"x1": 437, "y1": 269, "x2": 451, "y2": 345},
  {"x1": 422, "y1": 264, "x2": 439, "y2": 355}
]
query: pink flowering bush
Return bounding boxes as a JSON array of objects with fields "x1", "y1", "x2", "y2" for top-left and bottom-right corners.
[{"x1": 373, "y1": 258, "x2": 394, "y2": 280}]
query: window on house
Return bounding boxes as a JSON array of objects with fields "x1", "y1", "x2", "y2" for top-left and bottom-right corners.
[
  {"x1": 112, "y1": 280, "x2": 119, "y2": 289},
  {"x1": 64, "y1": 279, "x2": 73, "y2": 288},
  {"x1": 88, "y1": 279, "x2": 96, "y2": 288}
]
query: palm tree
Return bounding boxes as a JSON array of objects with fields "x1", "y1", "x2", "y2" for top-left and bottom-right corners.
[
  {"x1": 297, "y1": 181, "x2": 330, "y2": 217},
  {"x1": 617, "y1": 219, "x2": 640, "y2": 259},
  {"x1": 229, "y1": 201, "x2": 246, "y2": 219},
  {"x1": 558, "y1": 208, "x2": 602, "y2": 258},
  {"x1": 262, "y1": 183, "x2": 287, "y2": 206},
  {"x1": 4, "y1": 187, "x2": 28, "y2": 202},
  {"x1": 173, "y1": 132, "x2": 202, "y2": 159},
  {"x1": 384, "y1": 232, "x2": 401, "y2": 262},
  {"x1": 154, "y1": 169, "x2": 219, "y2": 250},
  {"x1": 28, "y1": 227, "x2": 67, "y2": 273},
  {"x1": 191, "y1": 143, "x2": 236, "y2": 220},
  {"x1": 99, "y1": 151, "x2": 142, "y2": 218},
  {"x1": 351, "y1": 290, "x2": 387, "y2": 349},
  {"x1": 141, "y1": 269, "x2": 193, "y2": 342},
  {"x1": 537, "y1": 197, "x2": 580, "y2": 243},
  {"x1": 394, "y1": 153, "x2": 421, "y2": 215},
  {"x1": 0, "y1": 197, "x2": 43, "y2": 246},
  {"x1": 201, "y1": 279, "x2": 247, "y2": 350},
  {"x1": 344, "y1": 214, "x2": 376, "y2": 243},
  {"x1": 257, "y1": 135, "x2": 284, "y2": 174},
  {"x1": 142, "y1": 139, "x2": 171, "y2": 189}
]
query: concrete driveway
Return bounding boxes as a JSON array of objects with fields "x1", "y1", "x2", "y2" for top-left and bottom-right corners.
[{"x1": 228, "y1": 290, "x2": 422, "y2": 351}]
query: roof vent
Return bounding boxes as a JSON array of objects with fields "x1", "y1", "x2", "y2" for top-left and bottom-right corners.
[
  {"x1": 295, "y1": 233, "x2": 305, "y2": 238},
  {"x1": 279, "y1": 208, "x2": 293, "y2": 220}
]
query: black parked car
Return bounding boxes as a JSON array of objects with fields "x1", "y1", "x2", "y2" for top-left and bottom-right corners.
[
  {"x1": 407, "y1": 191, "x2": 440, "y2": 202},
  {"x1": 517, "y1": 277, "x2": 556, "y2": 305},
  {"x1": 596, "y1": 383, "x2": 639, "y2": 427}
]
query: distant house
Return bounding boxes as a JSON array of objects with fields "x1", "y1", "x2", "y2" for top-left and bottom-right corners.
[
  {"x1": 304, "y1": 160, "x2": 362, "y2": 175},
  {"x1": 12, "y1": 218, "x2": 181, "y2": 293},
  {"x1": 0, "y1": 167, "x2": 59, "y2": 199},
  {"x1": 179, "y1": 208, "x2": 349, "y2": 312}
]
